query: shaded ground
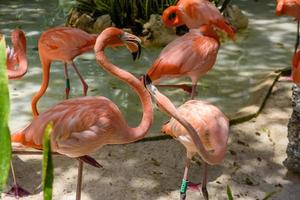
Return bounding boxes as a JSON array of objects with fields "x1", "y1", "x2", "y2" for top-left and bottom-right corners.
[{"x1": 2, "y1": 80, "x2": 300, "y2": 200}]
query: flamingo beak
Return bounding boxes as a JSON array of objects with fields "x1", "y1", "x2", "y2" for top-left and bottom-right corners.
[
  {"x1": 122, "y1": 32, "x2": 142, "y2": 61},
  {"x1": 143, "y1": 74, "x2": 158, "y2": 102}
]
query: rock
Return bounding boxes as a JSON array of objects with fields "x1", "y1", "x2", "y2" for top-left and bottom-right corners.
[
  {"x1": 66, "y1": 7, "x2": 82, "y2": 27},
  {"x1": 142, "y1": 14, "x2": 177, "y2": 47},
  {"x1": 284, "y1": 84, "x2": 300, "y2": 173},
  {"x1": 223, "y1": 4, "x2": 249, "y2": 30},
  {"x1": 73, "y1": 13, "x2": 94, "y2": 33},
  {"x1": 93, "y1": 14, "x2": 112, "y2": 33}
]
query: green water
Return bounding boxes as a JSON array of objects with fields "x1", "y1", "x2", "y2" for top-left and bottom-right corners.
[{"x1": 0, "y1": 0, "x2": 296, "y2": 136}]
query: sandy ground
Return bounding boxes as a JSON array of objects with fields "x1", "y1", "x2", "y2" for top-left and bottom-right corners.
[{"x1": 2, "y1": 80, "x2": 300, "y2": 200}]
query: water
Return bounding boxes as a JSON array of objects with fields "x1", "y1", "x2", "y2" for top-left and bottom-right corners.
[{"x1": 0, "y1": 0, "x2": 296, "y2": 136}]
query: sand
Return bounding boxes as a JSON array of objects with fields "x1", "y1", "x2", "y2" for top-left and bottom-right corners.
[{"x1": 2, "y1": 79, "x2": 300, "y2": 200}]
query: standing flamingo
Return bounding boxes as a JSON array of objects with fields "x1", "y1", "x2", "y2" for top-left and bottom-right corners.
[
  {"x1": 31, "y1": 27, "x2": 98, "y2": 116},
  {"x1": 292, "y1": 50, "x2": 300, "y2": 83},
  {"x1": 6, "y1": 29, "x2": 28, "y2": 79},
  {"x1": 276, "y1": 0, "x2": 300, "y2": 53},
  {"x1": 144, "y1": 75, "x2": 229, "y2": 200},
  {"x1": 162, "y1": 0, "x2": 235, "y2": 39},
  {"x1": 146, "y1": 25, "x2": 220, "y2": 99},
  {"x1": 10, "y1": 27, "x2": 151, "y2": 200}
]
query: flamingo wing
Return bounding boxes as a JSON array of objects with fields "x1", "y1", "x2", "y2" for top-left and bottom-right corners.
[
  {"x1": 181, "y1": 0, "x2": 222, "y2": 24},
  {"x1": 12, "y1": 96, "x2": 127, "y2": 157},
  {"x1": 39, "y1": 27, "x2": 96, "y2": 60},
  {"x1": 148, "y1": 34, "x2": 219, "y2": 81}
]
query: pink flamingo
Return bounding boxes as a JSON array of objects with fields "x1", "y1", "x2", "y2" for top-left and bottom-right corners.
[
  {"x1": 146, "y1": 25, "x2": 220, "y2": 99},
  {"x1": 31, "y1": 27, "x2": 98, "y2": 116},
  {"x1": 144, "y1": 75, "x2": 229, "y2": 200},
  {"x1": 10, "y1": 27, "x2": 151, "y2": 200},
  {"x1": 6, "y1": 29, "x2": 28, "y2": 79},
  {"x1": 162, "y1": 0, "x2": 235, "y2": 39},
  {"x1": 276, "y1": 0, "x2": 300, "y2": 53}
]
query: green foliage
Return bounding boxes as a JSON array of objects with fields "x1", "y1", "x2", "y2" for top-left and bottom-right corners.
[
  {"x1": 226, "y1": 185, "x2": 234, "y2": 200},
  {"x1": 0, "y1": 34, "x2": 12, "y2": 193},
  {"x1": 42, "y1": 123, "x2": 54, "y2": 200},
  {"x1": 76, "y1": 0, "x2": 178, "y2": 31},
  {"x1": 262, "y1": 191, "x2": 278, "y2": 200},
  {"x1": 75, "y1": 0, "x2": 229, "y2": 33}
]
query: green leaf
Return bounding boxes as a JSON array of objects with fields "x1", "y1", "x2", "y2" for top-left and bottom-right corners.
[
  {"x1": 262, "y1": 191, "x2": 278, "y2": 200},
  {"x1": 226, "y1": 185, "x2": 234, "y2": 200},
  {"x1": 42, "y1": 122, "x2": 54, "y2": 200},
  {"x1": 0, "y1": 34, "x2": 12, "y2": 193}
]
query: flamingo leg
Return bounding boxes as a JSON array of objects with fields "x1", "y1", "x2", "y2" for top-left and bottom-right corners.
[
  {"x1": 180, "y1": 156, "x2": 191, "y2": 200},
  {"x1": 5, "y1": 161, "x2": 30, "y2": 199},
  {"x1": 64, "y1": 63, "x2": 70, "y2": 99},
  {"x1": 190, "y1": 84, "x2": 197, "y2": 100},
  {"x1": 201, "y1": 163, "x2": 209, "y2": 200},
  {"x1": 295, "y1": 20, "x2": 300, "y2": 54},
  {"x1": 76, "y1": 161, "x2": 83, "y2": 200},
  {"x1": 71, "y1": 62, "x2": 88, "y2": 96}
]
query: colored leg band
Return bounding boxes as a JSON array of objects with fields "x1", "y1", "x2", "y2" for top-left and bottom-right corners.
[
  {"x1": 66, "y1": 79, "x2": 70, "y2": 89},
  {"x1": 180, "y1": 179, "x2": 188, "y2": 194}
]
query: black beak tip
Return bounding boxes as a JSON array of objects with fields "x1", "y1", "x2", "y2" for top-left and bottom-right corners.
[
  {"x1": 143, "y1": 74, "x2": 152, "y2": 87},
  {"x1": 132, "y1": 52, "x2": 138, "y2": 61},
  {"x1": 129, "y1": 41, "x2": 142, "y2": 61}
]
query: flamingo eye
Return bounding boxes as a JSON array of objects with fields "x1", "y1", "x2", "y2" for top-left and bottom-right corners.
[{"x1": 168, "y1": 13, "x2": 176, "y2": 21}]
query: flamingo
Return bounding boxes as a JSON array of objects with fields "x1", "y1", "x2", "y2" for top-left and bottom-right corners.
[
  {"x1": 144, "y1": 75, "x2": 229, "y2": 200},
  {"x1": 292, "y1": 50, "x2": 300, "y2": 83},
  {"x1": 146, "y1": 25, "x2": 220, "y2": 99},
  {"x1": 276, "y1": 0, "x2": 300, "y2": 53},
  {"x1": 162, "y1": 0, "x2": 235, "y2": 39},
  {"x1": 31, "y1": 27, "x2": 98, "y2": 116},
  {"x1": 6, "y1": 29, "x2": 28, "y2": 79},
  {"x1": 10, "y1": 27, "x2": 151, "y2": 200}
]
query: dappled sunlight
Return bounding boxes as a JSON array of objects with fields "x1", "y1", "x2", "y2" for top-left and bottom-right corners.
[{"x1": 2, "y1": 0, "x2": 300, "y2": 199}]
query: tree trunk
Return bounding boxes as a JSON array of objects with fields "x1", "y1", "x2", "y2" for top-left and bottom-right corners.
[{"x1": 284, "y1": 84, "x2": 300, "y2": 173}]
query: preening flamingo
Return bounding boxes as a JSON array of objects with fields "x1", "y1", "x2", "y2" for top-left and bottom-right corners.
[
  {"x1": 292, "y1": 50, "x2": 300, "y2": 83},
  {"x1": 144, "y1": 75, "x2": 229, "y2": 200},
  {"x1": 6, "y1": 29, "x2": 28, "y2": 79},
  {"x1": 31, "y1": 27, "x2": 98, "y2": 116},
  {"x1": 11, "y1": 27, "x2": 152, "y2": 200},
  {"x1": 162, "y1": 0, "x2": 235, "y2": 39},
  {"x1": 276, "y1": 0, "x2": 300, "y2": 52},
  {"x1": 146, "y1": 25, "x2": 220, "y2": 99}
]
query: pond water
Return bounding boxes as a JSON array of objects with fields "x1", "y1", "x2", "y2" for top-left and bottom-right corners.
[{"x1": 0, "y1": 0, "x2": 296, "y2": 136}]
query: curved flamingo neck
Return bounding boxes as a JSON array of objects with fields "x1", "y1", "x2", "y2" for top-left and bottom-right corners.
[
  {"x1": 199, "y1": 26, "x2": 220, "y2": 42},
  {"x1": 31, "y1": 56, "x2": 51, "y2": 117},
  {"x1": 154, "y1": 89, "x2": 225, "y2": 165},
  {"x1": 162, "y1": 6, "x2": 184, "y2": 27},
  {"x1": 7, "y1": 29, "x2": 28, "y2": 79},
  {"x1": 95, "y1": 42, "x2": 153, "y2": 142}
]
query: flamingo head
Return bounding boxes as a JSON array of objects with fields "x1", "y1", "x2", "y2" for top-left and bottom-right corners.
[
  {"x1": 143, "y1": 74, "x2": 179, "y2": 119},
  {"x1": 95, "y1": 27, "x2": 141, "y2": 61},
  {"x1": 162, "y1": 6, "x2": 184, "y2": 27}
]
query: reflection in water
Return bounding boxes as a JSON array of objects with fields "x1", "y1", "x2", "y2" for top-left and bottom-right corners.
[{"x1": 0, "y1": 0, "x2": 296, "y2": 136}]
